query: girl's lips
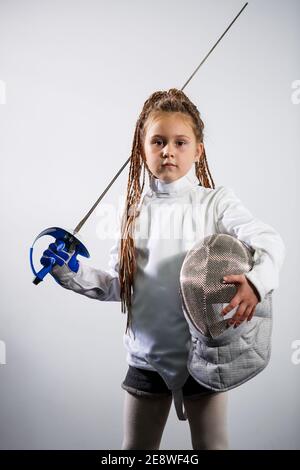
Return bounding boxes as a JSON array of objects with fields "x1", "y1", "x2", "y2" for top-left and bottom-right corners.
[{"x1": 162, "y1": 164, "x2": 176, "y2": 167}]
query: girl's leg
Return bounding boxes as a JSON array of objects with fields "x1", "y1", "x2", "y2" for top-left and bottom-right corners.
[
  {"x1": 183, "y1": 391, "x2": 229, "y2": 450},
  {"x1": 121, "y1": 391, "x2": 173, "y2": 450}
]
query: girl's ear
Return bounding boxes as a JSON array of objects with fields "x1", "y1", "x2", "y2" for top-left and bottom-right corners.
[
  {"x1": 198, "y1": 142, "x2": 204, "y2": 157},
  {"x1": 195, "y1": 143, "x2": 204, "y2": 163},
  {"x1": 194, "y1": 143, "x2": 203, "y2": 162}
]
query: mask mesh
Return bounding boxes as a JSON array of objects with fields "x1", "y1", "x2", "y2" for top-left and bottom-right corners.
[{"x1": 180, "y1": 234, "x2": 254, "y2": 338}]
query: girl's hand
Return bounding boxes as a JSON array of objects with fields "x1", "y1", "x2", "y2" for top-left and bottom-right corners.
[
  {"x1": 40, "y1": 240, "x2": 80, "y2": 276},
  {"x1": 221, "y1": 274, "x2": 260, "y2": 328}
]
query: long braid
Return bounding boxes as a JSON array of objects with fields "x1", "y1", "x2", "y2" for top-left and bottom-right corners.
[{"x1": 119, "y1": 88, "x2": 215, "y2": 336}]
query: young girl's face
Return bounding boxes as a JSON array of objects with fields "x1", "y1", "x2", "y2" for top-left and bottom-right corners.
[{"x1": 143, "y1": 112, "x2": 203, "y2": 183}]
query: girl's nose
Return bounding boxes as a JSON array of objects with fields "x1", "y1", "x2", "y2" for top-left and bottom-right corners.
[{"x1": 162, "y1": 144, "x2": 175, "y2": 156}]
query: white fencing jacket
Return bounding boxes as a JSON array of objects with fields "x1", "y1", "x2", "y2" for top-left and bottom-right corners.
[{"x1": 53, "y1": 165, "x2": 286, "y2": 419}]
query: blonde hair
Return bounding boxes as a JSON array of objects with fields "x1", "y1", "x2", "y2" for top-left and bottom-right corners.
[{"x1": 119, "y1": 88, "x2": 215, "y2": 335}]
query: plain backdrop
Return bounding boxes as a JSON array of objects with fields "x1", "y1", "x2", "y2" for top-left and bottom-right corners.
[{"x1": 0, "y1": 0, "x2": 299, "y2": 450}]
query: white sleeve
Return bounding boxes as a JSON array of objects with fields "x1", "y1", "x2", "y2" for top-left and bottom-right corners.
[
  {"x1": 51, "y1": 238, "x2": 121, "y2": 302},
  {"x1": 214, "y1": 185, "x2": 286, "y2": 302}
]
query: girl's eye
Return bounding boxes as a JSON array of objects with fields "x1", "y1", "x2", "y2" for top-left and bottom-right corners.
[{"x1": 152, "y1": 140, "x2": 186, "y2": 146}]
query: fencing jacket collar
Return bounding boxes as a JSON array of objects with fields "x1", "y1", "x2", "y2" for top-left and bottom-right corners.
[{"x1": 149, "y1": 164, "x2": 200, "y2": 196}]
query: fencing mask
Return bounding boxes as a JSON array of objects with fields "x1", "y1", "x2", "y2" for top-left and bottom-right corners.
[{"x1": 179, "y1": 233, "x2": 273, "y2": 393}]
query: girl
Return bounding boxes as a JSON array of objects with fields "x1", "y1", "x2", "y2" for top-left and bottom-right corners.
[{"x1": 42, "y1": 88, "x2": 285, "y2": 450}]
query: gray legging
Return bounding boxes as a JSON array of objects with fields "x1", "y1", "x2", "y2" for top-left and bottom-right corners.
[{"x1": 121, "y1": 390, "x2": 229, "y2": 450}]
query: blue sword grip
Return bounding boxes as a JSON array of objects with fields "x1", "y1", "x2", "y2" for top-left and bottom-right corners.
[
  {"x1": 33, "y1": 259, "x2": 56, "y2": 285},
  {"x1": 30, "y1": 227, "x2": 90, "y2": 287}
]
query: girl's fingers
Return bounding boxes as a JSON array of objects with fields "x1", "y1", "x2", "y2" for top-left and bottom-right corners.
[
  {"x1": 239, "y1": 305, "x2": 253, "y2": 324},
  {"x1": 54, "y1": 239, "x2": 65, "y2": 250},
  {"x1": 247, "y1": 307, "x2": 256, "y2": 322},
  {"x1": 227, "y1": 302, "x2": 247, "y2": 326},
  {"x1": 48, "y1": 242, "x2": 69, "y2": 261},
  {"x1": 40, "y1": 256, "x2": 56, "y2": 267},
  {"x1": 41, "y1": 249, "x2": 65, "y2": 266}
]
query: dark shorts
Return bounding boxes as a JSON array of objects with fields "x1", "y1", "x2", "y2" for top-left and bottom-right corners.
[{"x1": 121, "y1": 365, "x2": 216, "y2": 400}]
